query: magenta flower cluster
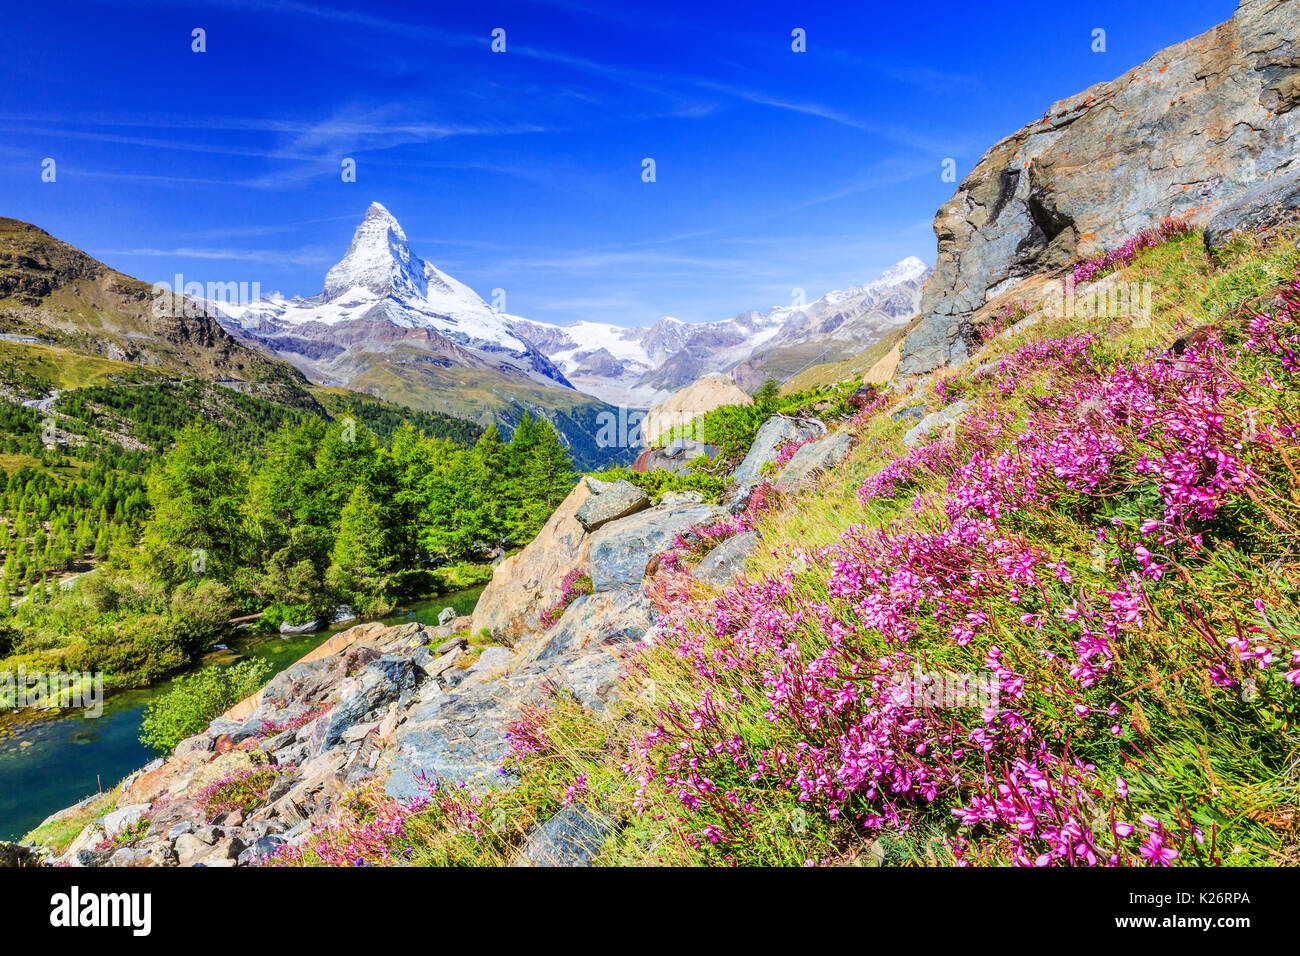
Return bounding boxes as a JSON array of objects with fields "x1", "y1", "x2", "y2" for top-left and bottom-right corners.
[
  {"x1": 1072, "y1": 218, "x2": 1192, "y2": 284},
  {"x1": 539, "y1": 567, "x2": 594, "y2": 630},
  {"x1": 627, "y1": 277, "x2": 1300, "y2": 866}
]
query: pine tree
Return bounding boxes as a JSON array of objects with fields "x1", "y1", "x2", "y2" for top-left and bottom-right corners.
[{"x1": 141, "y1": 421, "x2": 249, "y2": 583}]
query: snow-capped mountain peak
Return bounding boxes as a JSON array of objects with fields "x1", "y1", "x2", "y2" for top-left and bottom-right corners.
[
  {"x1": 216, "y1": 203, "x2": 571, "y2": 389},
  {"x1": 324, "y1": 201, "x2": 428, "y2": 301}
]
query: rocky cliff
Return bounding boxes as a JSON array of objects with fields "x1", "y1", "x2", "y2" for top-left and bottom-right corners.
[{"x1": 898, "y1": 0, "x2": 1300, "y2": 375}]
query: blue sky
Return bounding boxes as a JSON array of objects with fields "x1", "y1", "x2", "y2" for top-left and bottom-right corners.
[{"x1": 2, "y1": 0, "x2": 1234, "y2": 327}]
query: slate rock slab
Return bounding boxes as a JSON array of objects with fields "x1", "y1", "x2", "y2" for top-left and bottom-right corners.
[
  {"x1": 575, "y1": 478, "x2": 650, "y2": 532},
  {"x1": 588, "y1": 504, "x2": 720, "y2": 592}
]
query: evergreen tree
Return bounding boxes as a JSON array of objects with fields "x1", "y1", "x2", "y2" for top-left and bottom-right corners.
[{"x1": 140, "y1": 422, "x2": 249, "y2": 583}]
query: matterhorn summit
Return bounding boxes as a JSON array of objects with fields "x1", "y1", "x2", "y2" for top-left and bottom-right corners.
[
  {"x1": 323, "y1": 202, "x2": 429, "y2": 301},
  {"x1": 220, "y1": 202, "x2": 570, "y2": 388}
]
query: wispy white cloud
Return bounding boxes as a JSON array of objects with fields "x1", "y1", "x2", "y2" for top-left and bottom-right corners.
[{"x1": 97, "y1": 245, "x2": 333, "y2": 266}]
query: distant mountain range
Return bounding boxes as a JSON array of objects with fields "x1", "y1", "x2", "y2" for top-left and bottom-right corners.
[
  {"x1": 214, "y1": 201, "x2": 928, "y2": 410},
  {"x1": 510, "y1": 257, "x2": 930, "y2": 406},
  {"x1": 0, "y1": 204, "x2": 927, "y2": 465}
]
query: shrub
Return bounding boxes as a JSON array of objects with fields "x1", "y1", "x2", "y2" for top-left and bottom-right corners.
[
  {"x1": 65, "y1": 614, "x2": 189, "y2": 687},
  {"x1": 139, "y1": 658, "x2": 274, "y2": 753}
]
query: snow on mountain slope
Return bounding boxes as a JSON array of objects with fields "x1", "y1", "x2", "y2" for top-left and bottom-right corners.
[
  {"x1": 510, "y1": 257, "x2": 931, "y2": 406},
  {"x1": 220, "y1": 203, "x2": 567, "y2": 387},
  {"x1": 217, "y1": 202, "x2": 927, "y2": 411}
]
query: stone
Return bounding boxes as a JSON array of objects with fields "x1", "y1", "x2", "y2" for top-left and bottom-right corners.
[
  {"x1": 63, "y1": 825, "x2": 103, "y2": 860},
  {"x1": 470, "y1": 646, "x2": 513, "y2": 674},
  {"x1": 775, "y1": 431, "x2": 855, "y2": 493},
  {"x1": 148, "y1": 843, "x2": 179, "y2": 867},
  {"x1": 903, "y1": 400, "x2": 971, "y2": 448},
  {"x1": 633, "y1": 438, "x2": 722, "y2": 475},
  {"x1": 99, "y1": 803, "x2": 151, "y2": 841},
  {"x1": 587, "y1": 503, "x2": 721, "y2": 592},
  {"x1": 660, "y1": 489, "x2": 705, "y2": 506},
  {"x1": 385, "y1": 687, "x2": 524, "y2": 800},
  {"x1": 265, "y1": 775, "x2": 296, "y2": 805},
  {"x1": 0, "y1": 841, "x2": 44, "y2": 867},
  {"x1": 574, "y1": 478, "x2": 650, "y2": 532},
  {"x1": 695, "y1": 531, "x2": 762, "y2": 586},
  {"x1": 1205, "y1": 168, "x2": 1300, "y2": 251},
  {"x1": 897, "y1": 0, "x2": 1300, "y2": 376},
  {"x1": 279, "y1": 618, "x2": 322, "y2": 634},
  {"x1": 236, "y1": 836, "x2": 285, "y2": 866},
  {"x1": 432, "y1": 634, "x2": 469, "y2": 655},
  {"x1": 106, "y1": 847, "x2": 150, "y2": 867},
  {"x1": 535, "y1": 591, "x2": 652, "y2": 666},
  {"x1": 730, "y1": 415, "x2": 825, "y2": 488},
  {"x1": 642, "y1": 372, "x2": 752, "y2": 445},
  {"x1": 472, "y1": 480, "x2": 592, "y2": 640},
  {"x1": 437, "y1": 606, "x2": 456, "y2": 626},
  {"x1": 331, "y1": 605, "x2": 357, "y2": 626},
  {"x1": 315, "y1": 656, "x2": 420, "y2": 753},
  {"x1": 515, "y1": 805, "x2": 616, "y2": 867},
  {"x1": 167, "y1": 822, "x2": 194, "y2": 840}
]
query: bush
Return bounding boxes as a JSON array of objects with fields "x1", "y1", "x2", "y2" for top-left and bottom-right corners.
[
  {"x1": 139, "y1": 658, "x2": 273, "y2": 753},
  {"x1": 197, "y1": 766, "x2": 291, "y2": 821},
  {"x1": 169, "y1": 579, "x2": 237, "y2": 647},
  {"x1": 590, "y1": 465, "x2": 727, "y2": 504},
  {"x1": 65, "y1": 614, "x2": 189, "y2": 687}
]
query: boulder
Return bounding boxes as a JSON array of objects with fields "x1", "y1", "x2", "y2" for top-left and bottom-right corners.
[
  {"x1": 1204, "y1": 168, "x2": 1300, "y2": 251},
  {"x1": 574, "y1": 477, "x2": 650, "y2": 532},
  {"x1": 730, "y1": 415, "x2": 825, "y2": 488},
  {"x1": 0, "y1": 841, "x2": 44, "y2": 867},
  {"x1": 903, "y1": 400, "x2": 971, "y2": 448},
  {"x1": 535, "y1": 591, "x2": 653, "y2": 666},
  {"x1": 695, "y1": 531, "x2": 762, "y2": 586},
  {"x1": 469, "y1": 646, "x2": 513, "y2": 674},
  {"x1": 471, "y1": 480, "x2": 592, "y2": 640},
  {"x1": 436, "y1": 607, "x2": 456, "y2": 627},
  {"x1": 99, "y1": 803, "x2": 151, "y2": 841},
  {"x1": 775, "y1": 431, "x2": 855, "y2": 493},
  {"x1": 898, "y1": 0, "x2": 1300, "y2": 375},
  {"x1": 642, "y1": 372, "x2": 752, "y2": 445},
  {"x1": 314, "y1": 656, "x2": 419, "y2": 753},
  {"x1": 279, "y1": 618, "x2": 322, "y2": 635},
  {"x1": 385, "y1": 685, "x2": 526, "y2": 800},
  {"x1": 587, "y1": 503, "x2": 720, "y2": 592},
  {"x1": 632, "y1": 438, "x2": 722, "y2": 475},
  {"x1": 515, "y1": 805, "x2": 616, "y2": 867}
]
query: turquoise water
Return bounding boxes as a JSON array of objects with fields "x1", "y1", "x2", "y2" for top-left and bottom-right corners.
[{"x1": 0, "y1": 588, "x2": 482, "y2": 842}]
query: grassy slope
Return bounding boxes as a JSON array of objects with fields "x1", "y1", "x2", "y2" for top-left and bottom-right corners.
[
  {"x1": 278, "y1": 227, "x2": 1300, "y2": 867},
  {"x1": 779, "y1": 319, "x2": 916, "y2": 395}
]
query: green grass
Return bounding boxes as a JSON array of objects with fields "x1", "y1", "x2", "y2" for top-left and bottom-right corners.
[{"x1": 21, "y1": 786, "x2": 119, "y2": 853}]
